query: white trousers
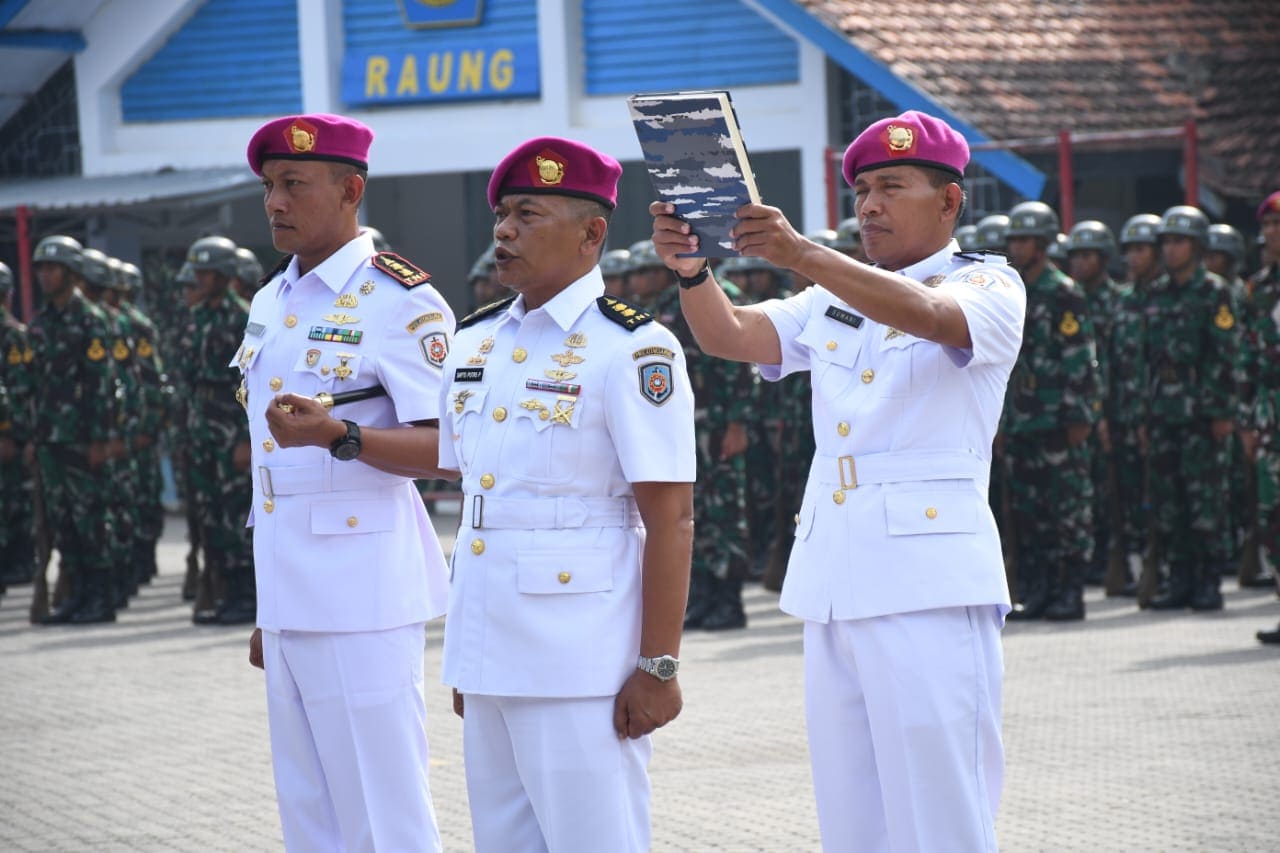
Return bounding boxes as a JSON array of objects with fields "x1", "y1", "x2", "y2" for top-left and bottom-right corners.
[
  {"x1": 262, "y1": 624, "x2": 442, "y2": 853},
  {"x1": 462, "y1": 693, "x2": 653, "y2": 853},
  {"x1": 803, "y1": 606, "x2": 1004, "y2": 853}
]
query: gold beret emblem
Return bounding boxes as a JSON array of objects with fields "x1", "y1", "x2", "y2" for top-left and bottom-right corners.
[
  {"x1": 535, "y1": 154, "x2": 565, "y2": 186},
  {"x1": 886, "y1": 125, "x2": 914, "y2": 152},
  {"x1": 284, "y1": 119, "x2": 317, "y2": 154}
]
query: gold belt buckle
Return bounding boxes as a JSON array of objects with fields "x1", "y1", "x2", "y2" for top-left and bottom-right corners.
[{"x1": 838, "y1": 455, "x2": 857, "y2": 491}]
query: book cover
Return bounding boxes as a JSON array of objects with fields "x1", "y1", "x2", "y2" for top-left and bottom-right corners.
[{"x1": 627, "y1": 90, "x2": 761, "y2": 258}]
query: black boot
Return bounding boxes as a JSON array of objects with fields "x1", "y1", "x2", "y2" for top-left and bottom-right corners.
[
  {"x1": 701, "y1": 576, "x2": 746, "y2": 631},
  {"x1": 216, "y1": 567, "x2": 257, "y2": 625},
  {"x1": 1008, "y1": 567, "x2": 1049, "y2": 620},
  {"x1": 1149, "y1": 563, "x2": 1193, "y2": 610},
  {"x1": 1044, "y1": 585, "x2": 1085, "y2": 621},
  {"x1": 1257, "y1": 622, "x2": 1280, "y2": 645},
  {"x1": 683, "y1": 572, "x2": 713, "y2": 629},
  {"x1": 42, "y1": 565, "x2": 83, "y2": 624},
  {"x1": 69, "y1": 567, "x2": 117, "y2": 624},
  {"x1": 1189, "y1": 566, "x2": 1224, "y2": 611}
]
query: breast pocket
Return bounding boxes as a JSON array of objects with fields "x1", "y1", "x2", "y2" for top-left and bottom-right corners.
[
  {"x1": 293, "y1": 348, "x2": 365, "y2": 390},
  {"x1": 506, "y1": 390, "x2": 585, "y2": 485},
  {"x1": 797, "y1": 323, "x2": 863, "y2": 396},
  {"x1": 877, "y1": 336, "x2": 941, "y2": 399},
  {"x1": 228, "y1": 340, "x2": 261, "y2": 374},
  {"x1": 449, "y1": 385, "x2": 489, "y2": 473}
]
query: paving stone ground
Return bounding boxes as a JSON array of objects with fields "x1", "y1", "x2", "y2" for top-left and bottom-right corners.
[{"x1": 1, "y1": 505, "x2": 1277, "y2": 852}]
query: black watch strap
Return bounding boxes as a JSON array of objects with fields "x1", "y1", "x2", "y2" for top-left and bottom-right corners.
[
  {"x1": 330, "y1": 419, "x2": 361, "y2": 459},
  {"x1": 676, "y1": 261, "x2": 711, "y2": 289}
]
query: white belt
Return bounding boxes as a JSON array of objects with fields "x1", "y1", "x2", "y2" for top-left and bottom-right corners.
[
  {"x1": 811, "y1": 449, "x2": 986, "y2": 490},
  {"x1": 466, "y1": 495, "x2": 641, "y2": 530},
  {"x1": 257, "y1": 461, "x2": 409, "y2": 497}
]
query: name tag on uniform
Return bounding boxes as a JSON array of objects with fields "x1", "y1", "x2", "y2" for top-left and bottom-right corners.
[
  {"x1": 825, "y1": 306, "x2": 864, "y2": 328},
  {"x1": 455, "y1": 367, "x2": 485, "y2": 382},
  {"x1": 245, "y1": 321, "x2": 266, "y2": 337}
]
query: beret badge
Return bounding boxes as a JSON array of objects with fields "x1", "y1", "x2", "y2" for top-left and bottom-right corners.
[
  {"x1": 534, "y1": 153, "x2": 566, "y2": 186},
  {"x1": 886, "y1": 125, "x2": 914, "y2": 153},
  {"x1": 285, "y1": 119, "x2": 318, "y2": 154}
]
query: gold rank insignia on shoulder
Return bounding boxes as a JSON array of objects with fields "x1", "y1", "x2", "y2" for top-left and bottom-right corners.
[
  {"x1": 596, "y1": 295, "x2": 655, "y2": 330},
  {"x1": 372, "y1": 251, "x2": 431, "y2": 289},
  {"x1": 360, "y1": 281, "x2": 376, "y2": 295},
  {"x1": 1059, "y1": 311, "x2": 1080, "y2": 336},
  {"x1": 87, "y1": 338, "x2": 106, "y2": 361},
  {"x1": 406, "y1": 311, "x2": 444, "y2": 333},
  {"x1": 1214, "y1": 304, "x2": 1234, "y2": 330},
  {"x1": 334, "y1": 293, "x2": 359, "y2": 309},
  {"x1": 323, "y1": 313, "x2": 360, "y2": 325},
  {"x1": 565, "y1": 332, "x2": 588, "y2": 348}
]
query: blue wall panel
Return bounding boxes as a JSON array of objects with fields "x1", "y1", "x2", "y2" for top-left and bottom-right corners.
[
  {"x1": 342, "y1": 0, "x2": 539, "y2": 107},
  {"x1": 122, "y1": 0, "x2": 301, "y2": 122},
  {"x1": 583, "y1": 0, "x2": 798, "y2": 95}
]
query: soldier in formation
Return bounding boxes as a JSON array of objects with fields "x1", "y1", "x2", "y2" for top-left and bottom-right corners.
[{"x1": 0, "y1": 261, "x2": 35, "y2": 593}]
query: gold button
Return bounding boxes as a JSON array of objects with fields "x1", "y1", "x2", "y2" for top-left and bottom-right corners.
[
  {"x1": 861, "y1": 369, "x2": 875, "y2": 384},
  {"x1": 826, "y1": 340, "x2": 838, "y2": 351},
  {"x1": 479, "y1": 473, "x2": 495, "y2": 489},
  {"x1": 284, "y1": 314, "x2": 298, "y2": 328},
  {"x1": 262, "y1": 439, "x2": 275, "y2": 452},
  {"x1": 493, "y1": 407, "x2": 507, "y2": 422},
  {"x1": 539, "y1": 410, "x2": 550, "y2": 421},
  {"x1": 347, "y1": 516, "x2": 359, "y2": 528},
  {"x1": 471, "y1": 538, "x2": 485, "y2": 555},
  {"x1": 321, "y1": 366, "x2": 331, "y2": 376},
  {"x1": 269, "y1": 377, "x2": 283, "y2": 391},
  {"x1": 832, "y1": 490, "x2": 845, "y2": 505},
  {"x1": 512, "y1": 348, "x2": 527, "y2": 363},
  {"x1": 454, "y1": 402, "x2": 463, "y2": 414},
  {"x1": 263, "y1": 499, "x2": 274, "y2": 513},
  {"x1": 557, "y1": 571, "x2": 571, "y2": 584},
  {"x1": 925, "y1": 507, "x2": 938, "y2": 520},
  {"x1": 837, "y1": 421, "x2": 850, "y2": 437}
]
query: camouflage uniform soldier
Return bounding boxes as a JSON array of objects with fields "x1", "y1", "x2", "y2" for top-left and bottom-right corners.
[
  {"x1": 1143, "y1": 206, "x2": 1241, "y2": 611},
  {"x1": 974, "y1": 214, "x2": 1010, "y2": 252},
  {"x1": 178, "y1": 237, "x2": 256, "y2": 625},
  {"x1": 1003, "y1": 202, "x2": 1101, "y2": 621},
  {"x1": 978, "y1": 214, "x2": 1016, "y2": 575},
  {"x1": 1111, "y1": 214, "x2": 1164, "y2": 582},
  {"x1": 600, "y1": 248, "x2": 631, "y2": 298},
  {"x1": 1245, "y1": 191, "x2": 1280, "y2": 643},
  {"x1": 231, "y1": 246, "x2": 265, "y2": 303},
  {"x1": 831, "y1": 216, "x2": 868, "y2": 264},
  {"x1": 1066, "y1": 221, "x2": 1129, "y2": 587},
  {"x1": 1046, "y1": 232, "x2": 1069, "y2": 271},
  {"x1": 647, "y1": 244, "x2": 755, "y2": 629},
  {"x1": 119, "y1": 261, "x2": 168, "y2": 585},
  {"x1": 0, "y1": 261, "x2": 35, "y2": 587},
  {"x1": 955, "y1": 223, "x2": 979, "y2": 253},
  {"x1": 29, "y1": 236, "x2": 119, "y2": 623},
  {"x1": 467, "y1": 243, "x2": 502, "y2": 309}
]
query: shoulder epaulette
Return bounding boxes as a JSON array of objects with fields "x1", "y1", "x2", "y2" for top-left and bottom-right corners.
[
  {"x1": 457, "y1": 294, "x2": 517, "y2": 331},
  {"x1": 596, "y1": 295, "x2": 655, "y2": 331},
  {"x1": 953, "y1": 250, "x2": 1008, "y2": 263},
  {"x1": 373, "y1": 251, "x2": 431, "y2": 288},
  {"x1": 260, "y1": 254, "x2": 292, "y2": 287}
]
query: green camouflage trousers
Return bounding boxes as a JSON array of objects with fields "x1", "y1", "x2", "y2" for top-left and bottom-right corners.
[
  {"x1": 36, "y1": 445, "x2": 109, "y2": 580},
  {"x1": 1005, "y1": 431, "x2": 1094, "y2": 587},
  {"x1": 0, "y1": 453, "x2": 33, "y2": 576},
  {"x1": 187, "y1": 420, "x2": 253, "y2": 573},
  {"x1": 694, "y1": 425, "x2": 749, "y2": 583},
  {"x1": 1111, "y1": 426, "x2": 1148, "y2": 555},
  {"x1": 134, "y1": 444, "x2": 164, "y2": 546},
  {"x1": 1148, "y1": 421, "x2": 1234, "y2": 569}
]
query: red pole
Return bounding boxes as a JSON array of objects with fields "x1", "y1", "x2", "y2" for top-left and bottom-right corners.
[
  {"x1": 824, "y1": 145, "x2": 838, "y2": 229},
  {"x1": 1183, "y1": 119, "x2": 1198, "y2": 207},
  {"x1": 1057, "y1": 130, "x2": 1074, "y2": 230},
  {"x1": 15, "y1": 205, "x2": 33, "y2": 322}
]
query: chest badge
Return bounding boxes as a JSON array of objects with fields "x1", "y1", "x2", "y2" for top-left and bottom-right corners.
[
  {"x1": 551, "y1": 396, "x2": 576, "y2": 425},
  {"x1": 565, "y1": 332, "x2": 588, "y2": 348},
  {"x1": 238, "y1": 346, "x2": 255, "y2": 368},
  {"x1": 334, "y1": 293, "x2": 359, "y2": 309},
  {"x1": 322, "y1": 313, "x2": 360, "y2": 325},
  {"x1": 478, "y1": 336, "x2": 495, "y2": 354},
  {"x1": 334, "y1": 353, "x2": 356, "y2": 381},
  {"x1": 550, "y1": 350, "x2": 585, "y2": 367},
  {"x1": 305, "y1": 348, "x2": 321, "y2": 367},
  {"x1": 545, "y1": 368, "x2": 577, "y2": 382},
  {"x1": 922, "y1": 274, "x2": 945, "y2": 288},
  {"x1": 453, "y1": 388, "x2": 474, "y2": 414},
  {"x1": 1059, "y1": 311, "x2": 1080, "y2": 337},
  {"x1": 359, "y1": 281, "x2": 376, "y2": 295},
  {"x1": 884, "y1": 327, "x2": 907, "y2": 341},
  {"x1": 638, "y1": 362, "x2": 674, "y2": 406},
  {"x1": 420, "y1": 332, "x2": 449, "y2": 368},
  {"x1": 87, "y1": 338, "x2": 106, "y2": 361},
  {"x1": 1213, "y1": 304, "x2": 1234, "y2": 330}
]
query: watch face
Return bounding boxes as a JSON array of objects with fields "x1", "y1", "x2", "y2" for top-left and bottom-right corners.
[
  {"x1": 655, "y1": 658, "x2": 677, "y2": 679},
  {"x1": 334, "y1": 440, "x2": 360, "y2": 462}
]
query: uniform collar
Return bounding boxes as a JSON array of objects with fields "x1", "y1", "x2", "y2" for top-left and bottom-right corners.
[
  {"x1": 510, "y1": 267, "x2": 604, "y2": 331},
  {"x1": 894, "y1": 240, "x2": 958, "y2": 281},
  {"x1": 278, "y1": 233, "x2": 375, "y2": 295}
]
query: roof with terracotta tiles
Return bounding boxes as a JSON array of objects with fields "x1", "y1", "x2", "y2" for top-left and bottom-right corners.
[{"x1": 792, "y1": 0, "x2": 1280, "y2": 200}]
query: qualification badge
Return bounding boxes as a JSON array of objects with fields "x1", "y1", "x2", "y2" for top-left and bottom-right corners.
[{"x1": 638, "y1": 362, "x2": 674, "y2": 406}]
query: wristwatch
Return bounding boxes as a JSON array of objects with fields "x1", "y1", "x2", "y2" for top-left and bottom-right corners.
[
  {"x1": 329, "y1": 419, "x2": 362, "y2": 461},
  {"x1": 676, "y1": 261, "x2": 711, "y2": 289},
  {"x1": 637, "y1": 654, "x2": 680, "y2": 682}
]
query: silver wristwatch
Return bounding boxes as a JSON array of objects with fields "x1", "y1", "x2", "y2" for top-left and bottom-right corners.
[{"x1": 637, "y1": 654, "x2": 680, "y2": 682}]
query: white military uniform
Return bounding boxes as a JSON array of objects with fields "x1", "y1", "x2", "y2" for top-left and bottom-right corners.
[
  {"x1": 233, "y1": 232, "x2": 453, "y2": 852},
  {"x1": 757, "y1": 240, "x2": 1025, "y2": 852},
  {"x1": 439, "y1": 268, "x2": 695, "y2": 853}
]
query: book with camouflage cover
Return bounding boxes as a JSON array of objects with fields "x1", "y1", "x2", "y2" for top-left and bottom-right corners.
[{"x1": 627, "y1": 90, "x2": 761, "y2": 258}]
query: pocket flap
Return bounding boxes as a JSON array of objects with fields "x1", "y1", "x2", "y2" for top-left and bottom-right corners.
[
  {"x1": 229, "y1": 341, "x2": 260, "y2": 372},
  {"x1": 310, "y1": 499, "x2": 395, "y2": 535},
  {"x1": 450, "y1": 385, "x2": 488, "y2": 418},
  {"x1": 517, "y1": 548, "x2": 612, "y2": 594},
  {"x1": 798, "y1": 322, "x2": 862, "y2": 368},
  {"x1": 294, "y1": 349, "x2": 363, "y2": 384},
  {"x1": 511, "y1": 392, "x2": 583, "y2": 432},
  {"x1": 884, "y1": 490, "x2": 981, "y2": 536}
]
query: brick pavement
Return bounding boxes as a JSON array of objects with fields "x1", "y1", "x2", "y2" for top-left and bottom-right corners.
[{"x1": 0, "y1": 505, "x2": 1277, "y2": 852}]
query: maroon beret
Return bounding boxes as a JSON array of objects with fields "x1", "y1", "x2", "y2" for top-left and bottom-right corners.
[
  {"x1": 842, "y1": 111, "x2": 969, "y2": 186},
  {"x1": 487, "y1": 136, "x2": 622, "y2": 209},
  {"x1": 1257, "y1": 190, "x2": 1280, "y2": 222},
  {"x1": 246, "y1": 114, "x2": 373, "y2": 176}
]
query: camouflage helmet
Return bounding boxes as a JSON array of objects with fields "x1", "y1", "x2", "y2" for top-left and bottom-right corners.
[
  {"x1": 0, "y1": 260, "x2": 12, "y2": 292},
  {"x1": 175, "y1": 263, "x2": 197, "y2": 286},
  {"x1": 1005, "y1": 201, "x2": 1060, "y2": 241},
  {"x1": 79, "y1": 248, "x2": 111, "y2": 288},
  {"x1": 1066, "y1": 220, "x2": 1118, "y2": 258},
  {"x1": 234, "y1": 247, "x2": 264, "y2": 284},
  {"x1": 185, "y1": 236, "x2": 240, "y2": 279},
  {"x1": 599, "y1": 248, "x2": 632, "y2": 277},
  {"x1": 1046, "y1": 232, "x2": 1069, "y2": 263},
  {"x1": 955, "y1": 224, "x2": 979, "y2": 252},
  {"x1": 974, "y1": 214, "x2": 1010, "y2": 251},
  {"x1": 120, "y1": 262, "x2": 144, "y2": 294},
  {"x1": 32, "y1": 234, "x2": 83, "y2": 274},
  {"x1": 807, "y1": 229, "x2": 839, "y2": 249},
  {"x1": 1157, "y1": 205, "x2": 1209, "y2": 244},
  {"x1": 626, "y1": 240, "x2": 664, "y2": 272},
  {"x1": 103, "y1": 256, "x2": 128, "y2": 291},
  {"x1": 1119, "y1": 213, "x2": 1161, "y2": 247},
  {"x1": 832, "y1": 217, "x2": 862, "y2": 252},
  {"x1": 1205, "y1": 224, "x2": 1246, "y2": 262},
  {"x1": 717, "y1": 255, "x2": 754, "y2": 275},
  {"x1": 468, "y1": 243, "x2": 496, "y2": 283},
  {"x1": 361, "y1": 226, "x2": 391, "y2": 253}
]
